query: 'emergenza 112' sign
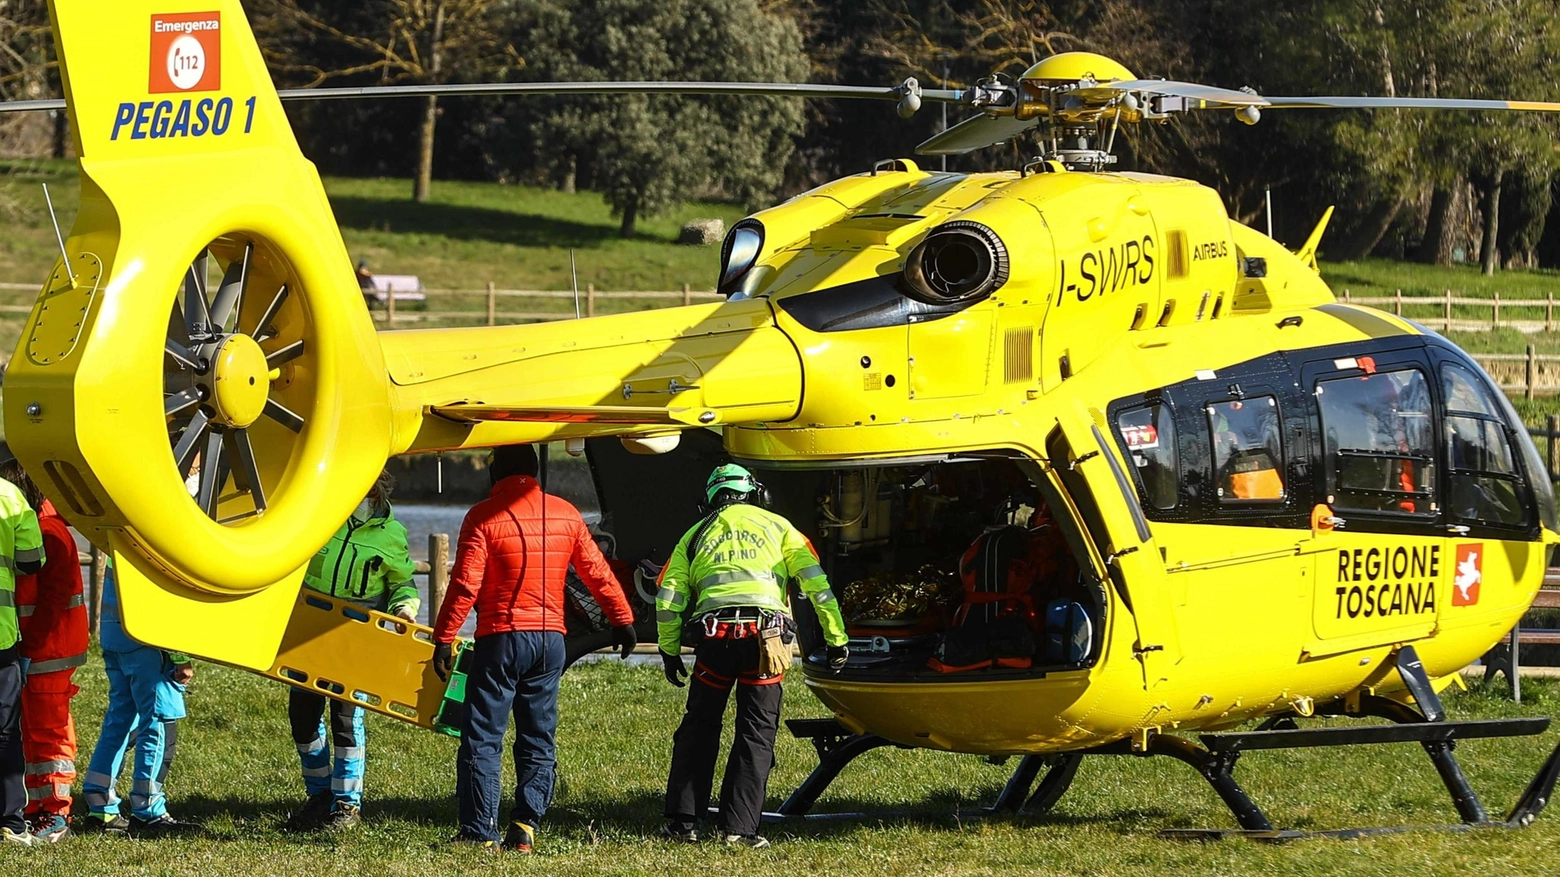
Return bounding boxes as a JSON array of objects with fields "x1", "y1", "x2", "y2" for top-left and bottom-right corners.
[{"x1": 150, "y1": 12, "x2": 221, "y2": 93}]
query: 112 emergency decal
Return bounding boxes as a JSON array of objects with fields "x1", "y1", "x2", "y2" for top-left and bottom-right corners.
[
  {"x1": 150, "y1": 12, "x2": 221, "y2": 93},
  {"x1": 1453, "y1": 543, "x2": 1482, "y2": 607},
  {"x1": 111, "y1": 11, "x2": 255, "y2": 141}
]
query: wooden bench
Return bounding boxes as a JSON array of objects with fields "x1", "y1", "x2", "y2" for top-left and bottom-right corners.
[{"x1": 1484, "y1": 572, "x2": 1560, "y2": 702}]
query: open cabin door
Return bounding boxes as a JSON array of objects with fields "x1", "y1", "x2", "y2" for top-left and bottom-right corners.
[{"x1": 1046, "y1": 402, "x2": 1182, "y2": 686}]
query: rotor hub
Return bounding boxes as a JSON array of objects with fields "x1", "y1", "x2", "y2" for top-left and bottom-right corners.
[{"x1": 205, "y1": 333, "x2": 269, "y2": 428}]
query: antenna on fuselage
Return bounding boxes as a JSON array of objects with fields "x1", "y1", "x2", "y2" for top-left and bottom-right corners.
[
  {"x1": 41, "y1": 184, "x2": 75, "y2": 285},
  {"x1": 570, "y1": 249, "x2": 581, "y2": 319}
]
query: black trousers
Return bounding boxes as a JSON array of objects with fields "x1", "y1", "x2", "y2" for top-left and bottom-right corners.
[
  {"x1": 0, "y1": 649, "x2": 24, "y2": 832},
  {"x1": 664, "y1": 634, "x2": 783, "y2": 837}
]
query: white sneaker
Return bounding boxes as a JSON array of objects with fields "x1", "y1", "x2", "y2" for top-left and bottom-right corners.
[{"x1": 1, "y1": 825, "x2": 36, "y2": 845}]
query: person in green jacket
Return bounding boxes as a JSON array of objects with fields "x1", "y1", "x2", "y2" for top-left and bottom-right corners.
[
  {"x1": 283, "y1": 470, "x2": 417, "y2": 832},
  {"x1": 655, "y1": 464, "x2": 849, "y2": 848}
]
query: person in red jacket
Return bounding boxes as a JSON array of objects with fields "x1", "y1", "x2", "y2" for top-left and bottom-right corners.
[
  {"x1": 431, "y1": 444, "x2": 637, "y2": 853},
  {"x1": 0, "y1": 460, "x2": 87, "y2": 843}
]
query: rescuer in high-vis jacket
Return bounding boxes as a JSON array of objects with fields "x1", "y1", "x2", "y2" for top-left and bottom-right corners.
[
  {"x1": 0, "y1": 460, "x2": 87, "y2": 844},
  {"x1": 655, "y1": 464, "x2": 849, "y2": 848},
  {"x1": 0, "y1": 475, "x2": 44, "y2": 846},
  {"x1": 283, "y1": 469, "x2": 418, "y2": 833}
]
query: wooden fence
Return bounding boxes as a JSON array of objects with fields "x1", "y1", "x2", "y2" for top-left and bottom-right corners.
[{"x1": 1340, "y1": 289, "x2": 1560, "y2": 334}]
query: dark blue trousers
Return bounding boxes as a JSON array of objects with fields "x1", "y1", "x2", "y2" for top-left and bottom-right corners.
[{"x1": 456, "y1": 630, "x2": 564, "y2": 841}]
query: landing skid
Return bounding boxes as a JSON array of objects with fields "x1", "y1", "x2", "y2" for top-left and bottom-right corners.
[{"x1": 772, "y1": 647, "x2": 1560, "y2": 837}]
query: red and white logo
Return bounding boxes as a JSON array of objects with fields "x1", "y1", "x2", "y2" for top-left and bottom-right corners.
[
  {"x1": 1122, "y1": 423, "x2": 1159, "y2": 451},
  {"x1": 1453, "y1": 543, "x2": 1483, "y2": 607},
  {"x1": 150, "y1": 12, "x2": 221, "y2": 94}
]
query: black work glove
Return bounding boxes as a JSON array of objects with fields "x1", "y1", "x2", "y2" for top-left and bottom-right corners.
[
  {"x1": 661, "y1": 651, "x2": 688, "y2": 687},
  {"x1": 826, "y1": 644, "x2": 849, "y2": 673},
  {"x1": 611, "y1": 624, "x2": 638, "y2": 660},
  {"x1": 432, "y1": 641, "x2": 456, "y2": 682}
]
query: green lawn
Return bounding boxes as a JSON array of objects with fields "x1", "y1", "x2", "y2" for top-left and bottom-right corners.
[{"x1": 8, "y1": 655, "x2": 1560, "y2": 875}]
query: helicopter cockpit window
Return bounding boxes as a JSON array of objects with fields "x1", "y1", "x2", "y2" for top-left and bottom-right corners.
[
  {"x1": 1117, "y1": 404, "x2": 1178, "y2": 510},
  {"x1": 1315, "y1": 369, "x2": 1436, "y2": 515},
  {"x1": 1441, "y1": 362, "x2": 1530, "y2": 527},
  {"x1": 1206, "y1": 397, "x2": 1284, "y2": 503}
]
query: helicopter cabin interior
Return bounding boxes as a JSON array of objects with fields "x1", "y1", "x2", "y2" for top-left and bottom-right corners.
[{"x1": 587, "y1": 432, "x2": 1109, "y2": 681}]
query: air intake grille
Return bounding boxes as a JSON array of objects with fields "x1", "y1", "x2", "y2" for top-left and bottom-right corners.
[{"x1": 1004, "y1": 327, "x2": 1033, "y2": 383}]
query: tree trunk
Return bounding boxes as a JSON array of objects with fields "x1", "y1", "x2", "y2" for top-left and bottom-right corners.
[
  {"x1": 1417, "y1": 182, "x2": 1460, "y2": 267},
  {"x1": 1331, "y1": 196, "x2": 1402, "y2": 261},
  {"x1": 51, "y1": 110, "x2": 67, "y2": 159},
  {"x1": 619, "y1": 193, "x2": 639, "y2": 239},
  {"x1": 415, "y1": 95, "x2": 437, "y2": 202},
  {"x1": 561, "y1": 154, "x2": 576, "y2": 194},
  {"x1": 1481, "y1": 169, "x2": 1503, "y2": 276},
  {"x1": 413, "y1": 2, "x2": 446, "y2": 203}
]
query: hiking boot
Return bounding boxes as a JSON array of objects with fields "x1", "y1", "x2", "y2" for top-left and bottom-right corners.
[
  {"x1": 721, "y1": 833, "x2": 770, "y2": 849},
  {"x1": 501, "y1": 821, "x2": 535, "y2": 853},
  {"x1": 324, "y1": 803, "x2": 361, "y2": 831},
  {"x1": 283, "y1": 792, "x2": 334, "y2": 833},
  {"x1": 128, "y1": 813, "x2": 205, "y2": 839},
  {"x1": 29, "y1": 814, "x2": 72, "y2": 843},
  {"x1": 657, "y1": 823, "x2": 698, "y2": 843},
  {"x1": 0, "y1": 825, "x2": 35, "y2": 846},
  {"x1": 76, "y1": 813, "x2": 130, "y2": 836},
  {"x1": 439, "y1": 832, "x2": 497, "y2": 852}
]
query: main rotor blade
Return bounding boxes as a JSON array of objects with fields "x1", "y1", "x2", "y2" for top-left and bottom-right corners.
[
  {"x1": 210, "y1": 241, "x2": 252, "y2": 331},
  {"x1": 226, "y1": 428, "x2": 267, "y2": 512},
  {"x1": 916, "y1": 113, "x2": 1039, "y2": 156},
  {"x1": 1260, "y1": 95, "x2": 1560, "y2": 112},
  {"x1": 0, "y1": 81, "x2": 967, "y2": 115},
  {"x1": 197, "y1": 429, "x2": 227, "y2": 518},
  {"x1": 1094, "y1": 79, "x2": 1269, "y2": 107},
  {"x1": 173, "y1": 410, "x2": 210, "y2": 477}
]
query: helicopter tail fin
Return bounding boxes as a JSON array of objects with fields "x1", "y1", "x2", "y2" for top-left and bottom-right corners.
[{"x1": 1294, "y1": 205, "x2": 1334, "y2": 273}]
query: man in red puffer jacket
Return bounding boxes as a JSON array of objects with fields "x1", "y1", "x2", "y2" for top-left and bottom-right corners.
[{"x1": 431, "y1": 444, "x2": 636, "y2": 853}]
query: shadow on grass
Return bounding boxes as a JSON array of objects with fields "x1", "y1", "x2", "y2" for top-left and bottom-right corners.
[{"x1": 331, "y1": 196, "x2": 631, "y2": 249}]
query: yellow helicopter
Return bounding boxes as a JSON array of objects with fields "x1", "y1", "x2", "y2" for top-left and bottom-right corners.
[{"x1": 8, "y1": 0, "x2": 1560, "y2": 839}]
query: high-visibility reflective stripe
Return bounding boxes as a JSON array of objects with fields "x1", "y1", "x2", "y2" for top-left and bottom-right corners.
[
  {"x1": 0, "y1": 590, "x2": 12, "y2": 608},
  {"x1": 25, "y1": 760, "x2": 74, "y2": 775},
  {"x1": 28, "y1": 653, "x2": 87, "y2": 674},
  {"x1": 810, "y1": 588, "x2": 837, "y2": 605},
  {"x1": 83, "y1": 770, "x2": 115, "y2": 790},
  {"x1": 84, "y1": 791, "x2": 112, "y2": 807},
  {"x1": 332, "y1": 778, "x2": 364, "y2": 792},
  {"x1": 338, "y1": 747, "x2": 365, "y2": 761},
  {"x1": 17, "y1": 595, "x2": 82, "y2": 616},
  {"x1": 302, "y1": 766, "x2": 331, "y2": 778},
  {"x1": 15, "y1": 546, "x2": 42, "y2": 564},
  {"x1": 796, "y1": 564, "x2": 825, "y2": 581},
  {"x1": 297, "y1": 737, "x2": 326, "y2": 754},
  {"x1": 656, "y1": 587, "x2": 686, "y2": 609},
  {"x1": 27, "y1": 785, "x2": 51, "y2": 801},
  {"x1": 695, "y1": 593, "x2": 787, "y2": 614},
  {"x1": 656, "y1": 610, "x2": 679, "y2": 623},
  {"x1": 696, "y1": 570, "x2": 777, "y2": 591}
]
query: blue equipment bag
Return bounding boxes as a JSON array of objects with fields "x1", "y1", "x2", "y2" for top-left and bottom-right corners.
[{"x1": 1043, "y1": 599, "x2": 1092, "y2": 664}]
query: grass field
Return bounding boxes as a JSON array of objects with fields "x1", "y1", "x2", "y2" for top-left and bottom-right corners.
[{"x1": 4, "y1": 655, "x2": 1558, "y2": 875}]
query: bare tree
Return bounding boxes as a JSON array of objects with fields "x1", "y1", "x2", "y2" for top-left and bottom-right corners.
[
  {"x1": 0, "y1": 0, "x2": 58, "y2": 159},
  {"x1": 255, "y1": 0, "x2": 514, "y2": 202}
]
